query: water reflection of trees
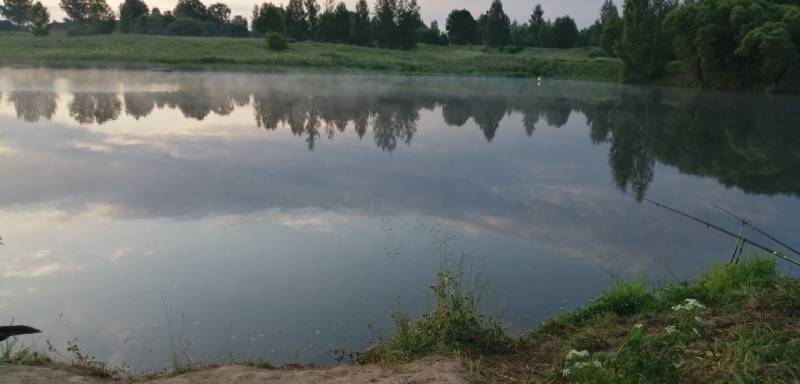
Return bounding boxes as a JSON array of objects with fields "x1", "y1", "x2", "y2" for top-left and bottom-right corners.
[{"x1": 5, "y1": 82, "x2": 799, "y2": 197}]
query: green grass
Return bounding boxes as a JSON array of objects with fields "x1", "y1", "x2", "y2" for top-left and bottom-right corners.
[
  {"x1": 361, "y1": 256, "x2": 800, "y2": 383},
  {"x1": 0, "y1": 32, "x2": 622, "y2": 81},
  {"x1": 358, "y1": 263, "x2": 516, "y2": 363},
  {"x1": 1, "y1": 338, "x2": 51, "y2": 365}
]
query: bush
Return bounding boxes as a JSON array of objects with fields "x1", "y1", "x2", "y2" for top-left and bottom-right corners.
[
  {"x1": 591, "y1": 279, "x2": 656, "y2": 317},
  {"x1": 265, "y1": 32, "x2": 289, "y2": 51},
  {"x1": 166, "y1": 17, "x2": 213, "y2": 36}
]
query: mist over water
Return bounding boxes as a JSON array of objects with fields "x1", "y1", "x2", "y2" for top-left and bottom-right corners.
[{"x1": 1, "y1": 68, "x2": 799, "y2": 371}]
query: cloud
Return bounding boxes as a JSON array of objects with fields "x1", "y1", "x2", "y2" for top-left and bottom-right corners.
[{"x1": 4, "y1": 262, "x2": 62, "y2": 278}]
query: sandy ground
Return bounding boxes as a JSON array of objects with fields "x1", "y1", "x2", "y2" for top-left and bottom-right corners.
[{"x1": 0, "y1": 358, "x2": 469, "y2": 384}]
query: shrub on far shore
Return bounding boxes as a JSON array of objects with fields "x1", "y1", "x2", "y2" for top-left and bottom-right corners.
[{"x1": 265, "y1": 32, "x2": 288, "y2": 51}]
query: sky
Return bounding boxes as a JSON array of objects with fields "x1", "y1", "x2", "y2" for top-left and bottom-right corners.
[{"x1": 35, "y1": 0, "x2": 608, "y2": 28}]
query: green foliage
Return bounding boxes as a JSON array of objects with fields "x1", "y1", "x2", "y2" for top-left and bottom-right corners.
[
  {"x1": 665, "y1": 0, "x2": 800, "y2": 91},
  {"x1": 598, "y1": 0, "x2": 622, "y2": 56},
  {"x1": 284, "y1": 0, "x2": 307, "y2": 40},
  {"x1": 317, "y1": 2, "x2": 350, "y2": 44},
  {"x1": 59, "y1": 0, "x2": 116, "y2": 34},
  {"x1": 373, "y1": 0, "x2": 396, "y2": 48},
  {"x1": 118, "y1": 0, "x2": 148, "y2": 33},
  {"x1": 553, "y1": 15, "x2": 578, "y2": 49},
  {"x1": 350, "y1": 0, "x2": 370, "y2": 45},
  {"x1": 27, "y1": 1, "x2": 49, "y2": 36},
  {"x1": 251, "y1": 2, "x2": 284, "y2": 36},
  {"x1": 592, "y1": 279, "x2": 657, "y2": 316},
  {"x1": 699, "y1": 257, "x2": 778, "y2": 301},
  {"x1": 480, "y1": 0, "x2": 510, "y2": 48},
  {"x1": 618, "y1": 0, "x2": 676, "y2": 82},
  {"x1": 395, "y1": 0, "x2": 420, "y2": 49},
  {"x1": 360, "y1": 265, "x2": 514, "y2": 362},
  {"x1": 173, "y1": 0, "x2": 206, "y2": 20},
  {"x1": 1, "y1": 0, "x2": 32, "y2": 27},
  {"x1": 446, "y1": 9, "x2": 477, "y2": 45},
  {"x1": 166, "y1": 16, "x2": 213, "y2": 36},
  {"x1": 264, "y1": 31, "x2": 288, "y2": 50}
]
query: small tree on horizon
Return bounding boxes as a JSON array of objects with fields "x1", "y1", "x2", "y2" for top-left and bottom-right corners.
[
  {"x1": 446, "y1": 9, "x2": 477, "y2": 45},
  {"x1": 529, "y1": 4, "x2": 545, "y2": 47},
  {"x1": 552, "y1": 15, "x2": 577, "y2": 48},
  {"x1": 118, "y1": 0, "x2": 148, "y2": 33},
  {"x1": 28, "y1": 0, "x2": 49, "y2": 35},
  {"x1": 252, "y1": 1, "x2": 285, "y2": 35},
  {"x1": 481, "y1": 0, "x2": 510, "y2": 48},
  {"x1": 303, "y1": 0, "x2": 319, "y2": 39},
  {"x1": 396, "y1": 0, "x2": 420, "y2": 49},
  {"x1": 285, "y1": 0, "x2": 307, "y2": 40},
  {"x1": 351, "y1": 0, "x2": 371, "y2": 45},
  {"x1": 373, "y1": 0, "x2": 396, "y2": 48}
]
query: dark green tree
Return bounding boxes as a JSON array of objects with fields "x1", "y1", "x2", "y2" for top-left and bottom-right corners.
[
  {"x1": 552, "y1": 15, "x2": 577, "y2": 48},
  {"x1": 737, "y1": 21, "x2": 799, "y2": 91},
  {"x1": 1, "y1": 0, "x2": 32, "y2": 26},
  {"x1": 173, "y1": 0, "x2": 206, "y2": 20},
  {"x1": 27, "y1": 1, "x2": 49, "y2": 35},
  {"x1": 396, "y1": 0, "x2": 420, "y2": 49},
  {"x1": 118, "y1": 0, "x2": 148, "y2": 33},
  {"x1": 481, "y1": 0, "x2": 510, "y2": 48},
  {"x1": 618, "y1": 0, "x2": 675, "y2": 82},
  {"x1": 318, "y1": 1, "x2": 350, "y2": 42},
  {"x1": 351, "y1": 0, "x2": 371, "y2": 45},
  {"x1": 446, "y1": 9, "x2": 477, "y2": 45},
  {"x1": 529, "y1": 4, "x2": 544, "y2": 46},
  {"x1": 598, "y1": 0, "x2": 622, "y2": 55},
  {"x1": 304, "y1": 0, "x2": 319, "y2": 39},
  {"x1": 373, "y1": 0, "x2": 396, "y2": 48},
  {"x1": 285, "y1": 0, "x2": 307, "y2": 40},
  {"x1": 252, "y1": 2, "x2": 284, "y2": 35},
  {"x1": 207, "y1": 3, "x2": 230, "y2": 23}
]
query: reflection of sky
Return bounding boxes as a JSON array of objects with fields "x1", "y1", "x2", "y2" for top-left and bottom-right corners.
[{"x1": 1, "y1": 69, "x2": 799, "y2": 371}]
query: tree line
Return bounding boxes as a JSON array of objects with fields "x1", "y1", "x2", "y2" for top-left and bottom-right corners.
[{"x1": 2, "y1": 0, "x2": 799, "y2": 89}]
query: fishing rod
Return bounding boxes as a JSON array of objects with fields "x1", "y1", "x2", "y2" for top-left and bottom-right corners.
[
  {"x1": 621, "y1": 191, "x2": 800, "y2": 267},
  {"x1": 703, "y1": 200, "x2": 800, "y2": 258}
]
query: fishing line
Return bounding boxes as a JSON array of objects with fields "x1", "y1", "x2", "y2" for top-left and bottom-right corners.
[{"x1": 703, "y1": 200, "x2": 800, "y2": 258}]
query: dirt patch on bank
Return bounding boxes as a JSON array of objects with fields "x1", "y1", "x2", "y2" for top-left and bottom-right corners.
[{"x1": 0, "y1": 358, "x2": 469, "y2": 384}]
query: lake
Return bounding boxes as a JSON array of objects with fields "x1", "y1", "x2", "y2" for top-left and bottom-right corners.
[{"x1": 1, "y1": 68, "x2": 798, "y2": 372}]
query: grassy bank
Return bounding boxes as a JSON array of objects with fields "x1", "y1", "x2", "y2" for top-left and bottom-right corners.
[
  {"x1": 365, "y1": 256, "x2": 800, "y2": 383},
  {"x1": 3, "y1": 256, "x2": 798, "y2": 382},
  {"x1": 0, "y1": 32, "x2": 621, "y2": 81}
]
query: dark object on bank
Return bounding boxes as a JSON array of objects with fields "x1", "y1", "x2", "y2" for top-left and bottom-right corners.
[{"x1": 0, "y1": 326, "x2": 42, "y2": 342}]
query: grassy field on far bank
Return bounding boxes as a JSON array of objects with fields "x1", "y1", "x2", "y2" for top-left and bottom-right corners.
[{"x1": 0, "y1": 32, "x2": 622, "y2": 81}]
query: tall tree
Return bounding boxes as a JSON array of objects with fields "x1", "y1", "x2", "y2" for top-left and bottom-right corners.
[
  {"x1": 482, "y1": 0, "x2": 510, "y2": 48},
  {"x1": 351, "y1": 0, "x2": 371, "y2": 45},
  {"x1": 1, "y1": 0, "x2": 32, "y2": 26},
  {"x1": 27, "y1": 0, "x2": 49, "y2": 35},
  {"x1": 173, "y1": 0, "x2": 206, "y2": 20},
  {"x1": 446, "y1": 9, "x2": 476, "y2": 45},
  {"x1": 396, "y1": 0, "x2": 420, "y2": 49},
  {"x1": 251, "y1": 2, "x2": 284, "y2": 35},
  {"x1": 285, "y1": 0, "x2": 307, "y2": 40},
  {"x1": 118, "y1": 0, "x2": 148, "y2": 33},
  {"x1": 552, "y1": 15, "x2": 577, "y2": 48},
  {"x1": 207, "y1": 2, "x2": 230, "y2": 23},
  {"x1": 529, "y1": 3, "x2": 544, "y2": 46},
  {"x1": 598, "y1": 0, "x2": 621, "y2": 56},
  {"x1": 373, "y1": 0, "x2": 396, "y2": 48},
  {"x1": 618, "y1": 0, "x2": 675, "y2": 81},
  {"x1": 304, "y1": 0, "x2": 319, "y2": 39}
]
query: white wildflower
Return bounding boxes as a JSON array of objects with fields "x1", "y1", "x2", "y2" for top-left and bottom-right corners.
[
  {"x1": 593, "y1": 360, "x2": 603, "y2": 368},
  {"x1": 562, "y1": 368, "x2": 571, "y2": 376},
  {"x1": 574, "y1": 362, "x2": 589, "y2": 368},
  {"x1": 672, "y1": 299, "x2": 706, "y2": 311},
  {"x1": 665, "y1": 325, "x2": 677, "y2": 334},
  {"x1": 694, "y1": 316, "x2": 703, "y2": 323},
  {"x1": 693, "y1": 328, "x2": 700, "y2": 337},
  {"x1": 566, "y1": 349, "x2": 590, "y2": 360},
  {"x1": 633, "y1": 323, "x2": 644, "y2": 329}
]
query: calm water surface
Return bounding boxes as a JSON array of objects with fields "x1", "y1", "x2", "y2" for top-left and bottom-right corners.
[{"x1": 0, "y1": 68, "x2": 798, "y2": 371}]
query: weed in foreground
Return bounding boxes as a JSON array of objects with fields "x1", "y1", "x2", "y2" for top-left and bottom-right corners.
[
  {"x1": 0, "y1": 337, "x2": 50, "y2": 365},
  {"x1": 359, "y1": 263, "x2": 514, "y2": 362}
]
